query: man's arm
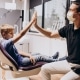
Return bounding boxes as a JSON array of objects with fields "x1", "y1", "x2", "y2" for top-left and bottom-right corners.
[
  {"x1": 35, "y1": 24, "x2": 60, "y2": 38},
  {"x1": 34, "y1": 13, "x2": 60, "y2": 38},
  {"x1": 12, "y1": 12, "x2": 36, "y2": 43}
]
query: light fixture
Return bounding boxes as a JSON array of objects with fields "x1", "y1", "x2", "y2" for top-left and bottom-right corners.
[{"x1": 5, "y1": 0, "x2": 16, "y2": 10}]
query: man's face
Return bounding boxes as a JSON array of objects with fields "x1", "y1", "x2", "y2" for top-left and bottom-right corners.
[
  {"x1": 67, "y1": 3, "x2": 80, "y2": 22},
  {"x1": 69, "y1": 3, "x2": 78, "y2": 13}
]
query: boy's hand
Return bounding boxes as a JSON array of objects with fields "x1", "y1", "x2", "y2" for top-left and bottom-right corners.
[
  {"x1": 29, "y1": 56, "x2": 36, "y2": 65},
  {"x1": 33, "y1": 11, "x2": 37, "y2": 27}
]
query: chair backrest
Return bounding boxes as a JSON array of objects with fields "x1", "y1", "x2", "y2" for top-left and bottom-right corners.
[
  {"x1": 0, "y1": 43, "x2": 47, "y2": 71},
  {"x1": 0, "y1": 43, "x2": 19, "y2": 71}
]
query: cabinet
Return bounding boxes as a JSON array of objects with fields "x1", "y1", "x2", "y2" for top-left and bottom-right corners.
[
  {"x1": 15, "y1": 33, "x2": 67, "y2": 57},
  {"x1": 27, "y1": 33, "x2": 50, "y2": 56},
  {"x1": 50, "y1": 38, "x2": 67, "y2": 58},
  {"x1": 27, "y1": 33, "x2": 67, "y2": 57},
  {"x1": 15, "y1": 36, "x2": 30, "y2": 53}
]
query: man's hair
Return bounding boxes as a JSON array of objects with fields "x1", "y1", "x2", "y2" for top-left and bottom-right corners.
[
  {"x1": 71, "y1": 1, "x2": 80, "y2": 12},
  {"x1": 0, "y1": 24, "x2": 14, "y2": 34}
]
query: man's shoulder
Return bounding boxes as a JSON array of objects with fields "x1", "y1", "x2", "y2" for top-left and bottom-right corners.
[
  {"x1": 64, "y1": 24, "x2": 73, "y2": 29},
  {"x1": 65, "y1": 24, "x2": 73, "y2": 27}
]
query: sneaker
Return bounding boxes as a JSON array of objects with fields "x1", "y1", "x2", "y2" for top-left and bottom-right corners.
[
  {"x1": 59, "y1": 56, "x2": 67, "y2": 61},
  {"x1": 52, "y1": 52, "x2": 59, "y2": 59}
]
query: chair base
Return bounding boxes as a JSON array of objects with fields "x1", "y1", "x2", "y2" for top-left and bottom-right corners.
[{"x1": 11, "y1": 67, "x2": 41, "y2": 78}]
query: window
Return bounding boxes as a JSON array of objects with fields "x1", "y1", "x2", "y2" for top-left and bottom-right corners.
[
  {"x1": 44, "y1": 0, "x2": 67, "y2": 30},
  {"x1": 29, "y1": 0, "x2": 42, "y2": 32},
  {"x1": 29, "y1": 0, "x2": 69, "y2": 32},
  {"x1": 29, "y1": 4, "x2": 42, "y2": 32}
]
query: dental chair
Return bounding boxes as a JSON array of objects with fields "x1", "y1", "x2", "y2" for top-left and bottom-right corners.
[{"x1": 0, "y1": 43, "x2": 46, "y2": 78}]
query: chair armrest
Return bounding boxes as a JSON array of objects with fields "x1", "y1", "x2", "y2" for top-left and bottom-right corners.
[{"x1": 0, "y1": 62, "x2": 11, "y2": 70}]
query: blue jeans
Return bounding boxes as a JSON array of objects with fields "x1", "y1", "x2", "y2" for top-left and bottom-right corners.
[
  {"x1": 21, "y1": 53, "x2": 67, "y2": 67},
  {"x1": 21, "y1": 53, "x2": 58, "y2": 67}
]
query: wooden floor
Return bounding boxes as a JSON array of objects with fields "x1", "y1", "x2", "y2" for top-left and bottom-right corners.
[
  {"x1": 0, "y1": 68, "x2": 63, "y2": 80},
  {"x1": 1, "y1": 68, "x2": 80, "y2": 80},
  {"x1": 6, "y1": 77, "x2": 29, "y2": 80},
  {"x1": 0, "y1": 68, "x2": 29, "y2": 80}
]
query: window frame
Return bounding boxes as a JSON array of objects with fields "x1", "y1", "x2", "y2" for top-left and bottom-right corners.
[{"x1": 29, "y1": 0, "x2": 70, "y2": 32}]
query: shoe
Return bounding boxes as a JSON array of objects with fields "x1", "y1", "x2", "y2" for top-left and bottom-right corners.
[
  {"x1": 52, "y1": 52, "x2": 59, "y2": 59},
  {"x1": 59, "y1": 56, "x2": 67, "y2": 61}
]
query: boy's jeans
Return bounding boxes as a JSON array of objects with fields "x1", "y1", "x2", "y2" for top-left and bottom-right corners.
[{"x1": 21, "y1": 54, "x2": 58, "y2": 66}]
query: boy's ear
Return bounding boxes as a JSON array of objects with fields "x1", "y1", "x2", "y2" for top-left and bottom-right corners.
[{"x1": 1, "y1": 32, "x2": 5, "y2": 36}]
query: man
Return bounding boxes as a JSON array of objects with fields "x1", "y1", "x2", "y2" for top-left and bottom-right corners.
[{"x1": 29, "y1": 0, "x2": 80, "y2": 80}]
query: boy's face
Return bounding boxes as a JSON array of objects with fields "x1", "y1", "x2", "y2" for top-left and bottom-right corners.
[{"x1": 4, "y1": 30, "x2": 14, "y2": 39}]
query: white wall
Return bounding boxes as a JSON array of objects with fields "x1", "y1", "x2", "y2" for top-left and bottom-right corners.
[
  {"x1": 0, "y1": 0, "x2": 23, "y2": 10},
  {"x1": 0, "y1": 0, "x2": 30, "y2": 33},
  {"x1": 22, "y1": 33, "x2": 67, "y2": 58}
]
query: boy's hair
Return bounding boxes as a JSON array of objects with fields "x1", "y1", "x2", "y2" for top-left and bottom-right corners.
[
  {"x1": 0, "y1": 24, "x2": 14, "y2": 35},
  {"x1": 71, "y1": 0, "x2": 80, "y2": 12}
]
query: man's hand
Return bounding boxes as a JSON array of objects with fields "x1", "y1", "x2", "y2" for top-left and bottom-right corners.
[
  {"x1": 31, "y1": 11, "x2": 37, "y2": 23},
  {"x1": 33, "y1": 12, "x2": 37, "y2": 27},
  {"x1": 29, "y1": 56, "x2": 36, "y2": 65}
]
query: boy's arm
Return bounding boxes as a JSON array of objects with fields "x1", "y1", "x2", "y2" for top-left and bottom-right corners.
[
  {"x1": 19, "y1": 51, "x2": 32, "y2": 58},
  {"x1": 19, "y1": 51, "x2": 36, "y2": 64},
  {"x1": 12, "y1": 12, "x2": 36, "y2": 43}
]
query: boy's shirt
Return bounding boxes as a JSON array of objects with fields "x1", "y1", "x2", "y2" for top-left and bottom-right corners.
[{"x1": 1, "y1": 39, "x2": 23, "y2": 66}]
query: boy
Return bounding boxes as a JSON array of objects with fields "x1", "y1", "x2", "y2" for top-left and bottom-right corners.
[{"x1": 0, "y1": 12, "x2": 61, "y2": 80}]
